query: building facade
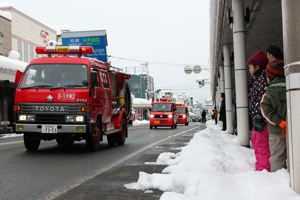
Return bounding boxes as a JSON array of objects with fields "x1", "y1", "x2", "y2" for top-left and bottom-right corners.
[
  {"x1": 128, "y1": 74, "x2": 154, "y2": 100},
  {"x1": 0, "y1": 10, "x2": 12, "y2": 57},
  {"x1": 0, "y1": 5, "x2": 56, "y2": 62}
]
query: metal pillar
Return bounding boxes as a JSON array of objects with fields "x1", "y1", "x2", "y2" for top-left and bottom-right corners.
[
  {"x1": 232, "y1": 0, "x2": 249, "y2": 146},
  {"x1": 223, "y1": 44, "x2": 233, "y2": 134},
  {"x1": 282, "y1": 0, "x2": 300, "y2": 194}
]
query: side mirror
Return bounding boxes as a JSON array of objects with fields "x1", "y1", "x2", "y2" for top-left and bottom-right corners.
[{"x1": 15, "y1": 70, "x2": 23, "y2": 85}]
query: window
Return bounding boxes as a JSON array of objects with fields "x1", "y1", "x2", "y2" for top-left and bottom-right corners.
[
  {"x1": 132, "y1": 82, "x2": 141, "y2": 89},
  {"x1": 24, "y1": 43, "x2": 28, "y2": 62},
  {"x1": 100, "y1": 71, "x2": 109, "y2": 88},
  {"x1": 30, "y1": 46, "x2": 34, "y2": 61},
  {"x1": 18, "y1": 41, "x2": 22, "y2": 61}
]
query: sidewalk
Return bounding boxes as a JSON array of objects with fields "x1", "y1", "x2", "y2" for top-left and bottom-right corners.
[{"x1": 125, "y1": 120, "x2": 300, "y2": 200}]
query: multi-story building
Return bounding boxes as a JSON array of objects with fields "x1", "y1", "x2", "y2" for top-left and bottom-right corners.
[
  {"x1": 0, "y1": 4, "x2": 56, "y2": 62},
  {"x1": 128, "y1": 73, "x2": 154, "y2": 100},
  {"x1": 0, "y1": 10, "x2": 12, "y2": 57}
]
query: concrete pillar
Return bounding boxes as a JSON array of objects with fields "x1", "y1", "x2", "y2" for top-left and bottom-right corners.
[
  {"x1": 223, "y1": 44, "x2": 233, "y2": 134},
  {"x1": 220, "y1": 65, "x2": 225, "y2": 94},
  {"x1": 232, "y1": 0, "x2": 250, "y2": 146},
  {"x1": 282, "y1": 0, "x2": 300, "y2": 194}
]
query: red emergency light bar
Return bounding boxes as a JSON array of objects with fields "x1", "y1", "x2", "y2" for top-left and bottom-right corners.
[{"x1": 35, "y1": 46, "x2": 94, "y2": 55}]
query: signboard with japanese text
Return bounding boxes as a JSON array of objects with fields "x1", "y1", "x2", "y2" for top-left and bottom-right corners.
[{"x1": 61, "y1": 30, "x2": 107, "y2": 62}]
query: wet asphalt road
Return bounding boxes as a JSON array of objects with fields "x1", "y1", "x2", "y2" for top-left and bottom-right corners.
[{"x1": 0, "y1": 122, "x2": 205, "y2": 200}]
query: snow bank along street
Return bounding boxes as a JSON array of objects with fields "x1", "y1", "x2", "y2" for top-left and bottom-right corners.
[{"x1": 125, "y1": 121, "x2": 300, "y2": 200}]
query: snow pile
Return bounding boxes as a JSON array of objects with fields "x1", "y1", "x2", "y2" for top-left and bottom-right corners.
[
  {"x1": 133, "y1": 98, "x2": 151, "y2": 105},
  {"x1": 125, "y1": 121, "x2": 300, "y2": 199},
  {"x1": 133, "y1": 120, "x2": 149, "y2": 126},
  {"x1": 0, "y1": 55, "x2": 27, "y2": 73},
  {"x1": 0, "y1": 9, "x2": 12, "y2": 20}
]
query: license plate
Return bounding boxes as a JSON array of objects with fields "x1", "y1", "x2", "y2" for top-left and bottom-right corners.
[
  {"x1": 154, "y1": 121, "x2": 160, "y2": 124},
  {"x1": 42, "y1": 125, "x2": 57, "y2": 133}
]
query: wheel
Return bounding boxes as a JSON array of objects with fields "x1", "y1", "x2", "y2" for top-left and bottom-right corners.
[
  {"x1": 150, "y1": 126, "x2": 153, "y2": 129},
  {"x1": 117, "y1": 117, "x2": 127, "y2": 146},
  {"x1": 155, "y1": 126, "x2": 157, "y2": 129},
  {"x1": 24, "y1": 133, "x2": 40, "y2": 151},
  {"x1": 107, "y1": 134, "x2": 116, "y2": 146},
  {"x1": 56, "y1": 138, "x2": 66, "y2": 145},
  {"x1": 171, "y1": 125, "x2": 174, "y2": 129},
  {"x1": 86, "y1": 120, "x2": 101, "y2": 151}
]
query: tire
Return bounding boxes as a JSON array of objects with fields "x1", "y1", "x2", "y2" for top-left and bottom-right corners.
[
  {"x1": 155, "y1": 126, "x2": 157, "y2": 129},
  {"x1": 171, "y1": 125, "x2": 174, "y2": 129},
  {"x1": 150, "y1": 126, "x2": 153, "y2": 129},
  {"x1": 117, "y1": 117, "x2": 127, "y2": 146},
  {"x1": 107, "y1": 134, "x2": 116, "y2": 146},
  {"x1": 24, "y1": 133, "x2": 40, "y2": 151},
  {"x1": 86, "y1": 120, "x2": 101, "y2": 151}
]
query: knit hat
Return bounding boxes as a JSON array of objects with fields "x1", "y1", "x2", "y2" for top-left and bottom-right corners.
[
  {"x1": 267, "y1": 45, "x2": 281, "y2": 58},
  {"x1": 266, "y1": 60, "x2": 285, "y2": 78},
  {"x1": 247, "y1": 50, "x2": 268, "y2": 68}
]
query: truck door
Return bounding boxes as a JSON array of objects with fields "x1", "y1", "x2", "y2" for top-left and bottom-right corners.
[
  {"x1": 90, "y1": 70, "x2": 102, "y2": 121},
  {"x1": 99, "y1": 70, "x2": 112, "y2": 123}
]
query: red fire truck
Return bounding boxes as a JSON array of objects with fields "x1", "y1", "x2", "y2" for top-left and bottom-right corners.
[
  {"x1": 176, "y1": 104, "x2": 189, "y2": 126},
  {"x1": 13, "y1": 46, "x2": 132, "y2": 151},
  {"x1": 150, "y1": 98, "x2": 177, "y2": 129}
]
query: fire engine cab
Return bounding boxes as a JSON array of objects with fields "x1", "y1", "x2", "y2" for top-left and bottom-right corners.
[
  {"x1": 13, "y1": 46, "x2": 132, "y2": 151},
  {"x1": 150, "y1": 98, "x2": 177, "y2": 129},
  {"x1": 176, "y1": 104, "x2": 189, "y2": 126}
]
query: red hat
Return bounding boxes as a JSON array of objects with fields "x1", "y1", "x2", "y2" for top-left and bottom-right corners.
[
  {"x1": 247, "y1": 50, "x2": 268, "y2": 69},
  {"x1": 266, "y1": 61, "x2": 285, "y2": 78}
]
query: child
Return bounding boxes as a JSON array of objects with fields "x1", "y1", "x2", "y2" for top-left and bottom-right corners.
[
  {"x1": 260, "y1": 59, "x2": 287, "y2": 172},
  {"x1": 247, "y1": 50, "x2": 270, "y2": 172}
]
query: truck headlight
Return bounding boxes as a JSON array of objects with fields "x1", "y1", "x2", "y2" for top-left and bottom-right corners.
[
  {"x1": 183, "y1": 115, "x2": 186, "y2": 118},
  {"x1": 168, "y1": 115, "x2": 173, "y2": 118},
  {"x1": 150, "y1": 115, "x2": 154, "y2": 118},
  {"x1": 65, "y1": 115, "x2": 85, "y2": 122},
  {"x1": 18, "y1": 114, "x2": 35, "y2": 122}
]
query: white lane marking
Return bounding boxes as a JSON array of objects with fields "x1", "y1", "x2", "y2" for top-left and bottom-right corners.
[{"x1": 40, "y1": 126, "x2": 200, "y2": 200}]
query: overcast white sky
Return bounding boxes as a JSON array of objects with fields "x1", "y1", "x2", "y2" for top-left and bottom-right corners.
[{"x1": 1, "y1": 0, "x2": 211, "y2": 104}]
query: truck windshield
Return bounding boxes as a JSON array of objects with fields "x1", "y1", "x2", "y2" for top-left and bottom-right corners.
[
  {"x1": 18, "y1": 64, "x2": 89, "y2": 89},
  {"x1": 177, "y1": 107, "x2": 186, "y2": 114},
  {"x1": 152, "y1": 103, "x2": 172, "y2": 112}
]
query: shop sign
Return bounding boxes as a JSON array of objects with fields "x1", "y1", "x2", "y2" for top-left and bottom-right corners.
[{"x1": 40, "y1": 30, "x2": 49, "y2": 44}]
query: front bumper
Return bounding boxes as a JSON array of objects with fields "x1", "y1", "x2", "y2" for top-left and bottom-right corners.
[
  {"x1": 177, "y1": 118, "x2": 187, "y2": 124},
  {"x1": 15, "y1": 123, "x2": 87, "y2": 134},
  {"x1": 150, "y1": 118, "x2": 174, "y2": 126}
]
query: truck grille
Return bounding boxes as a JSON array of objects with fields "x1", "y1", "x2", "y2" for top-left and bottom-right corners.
[
  {"x1": 36, "y1": 114, "x2": 65, "y2": 123},
  {"x1": 154, "y1": 115, "x2": 168, "y2": 118}
]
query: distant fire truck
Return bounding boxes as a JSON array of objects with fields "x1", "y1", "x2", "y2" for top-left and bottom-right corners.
[
  {"x1": 176, "y1": 104, "x2": 189, "y2": 126},
  {"x1": 150, "y1": 98, "x2": 177, "y2": 129},
  {"x1": 13, "y1": 46, "x2": 132, "y2": 151}
]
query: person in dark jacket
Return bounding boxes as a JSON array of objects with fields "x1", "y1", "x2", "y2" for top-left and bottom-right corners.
[
  {"x1": 261, "y1": 55, "x2": 287, "y2": 172},
  {"x1": 247, "y1": 50, "x2": 270, "y2": 172},
  {"x1": 201, "y1": 110, "x2": 206, "y2": 124},
  {"x1": 219, "y1": 93, "x2": 226, "y2": 131}
]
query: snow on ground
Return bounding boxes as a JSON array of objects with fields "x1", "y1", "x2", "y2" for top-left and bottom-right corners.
[
  {"x1": 125, "y1": 120, "x2": 300, "y2": 200},
  {"x1": 133, "y1": 120, "x2": 149, "y2": 126}
]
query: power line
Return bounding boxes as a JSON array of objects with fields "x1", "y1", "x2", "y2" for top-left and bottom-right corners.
[{"x1": 108, "y1": 55, "x2": 209, "y2": 68}]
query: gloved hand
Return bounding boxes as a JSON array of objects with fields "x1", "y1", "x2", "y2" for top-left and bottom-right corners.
[
  {"x1": 253, "y1": 115, "x2": 264, "y2": 132},
  {"x1": 279, "y1": 120, "x2": 286, "y2": 136}
]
